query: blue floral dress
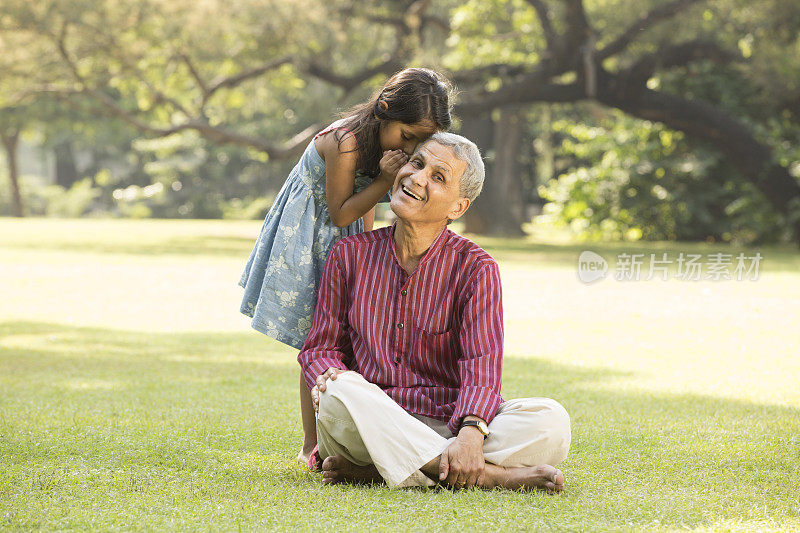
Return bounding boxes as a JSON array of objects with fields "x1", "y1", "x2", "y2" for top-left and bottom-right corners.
[{"x1": 239, "y1": 127, "x2": 374, "y2": 349}]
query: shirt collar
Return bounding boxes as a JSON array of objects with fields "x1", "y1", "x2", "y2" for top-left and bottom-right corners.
[{"x1": 389, "y1": 222, "x2": 450, "y2": 270}]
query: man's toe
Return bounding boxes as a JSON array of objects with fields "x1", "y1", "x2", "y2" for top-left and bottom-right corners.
[{"x1": 321, "y1": 456, "x2": 337, "y2": 471}]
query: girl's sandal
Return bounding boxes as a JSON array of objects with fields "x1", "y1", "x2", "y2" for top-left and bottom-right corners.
[{"x1": 307, "y1": 444, "x2": 322, "y2": 472}]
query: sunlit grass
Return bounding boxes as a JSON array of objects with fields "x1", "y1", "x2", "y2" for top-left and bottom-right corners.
[{"x1": 1, "y1": 217, "x2": 799, "y2": 531}]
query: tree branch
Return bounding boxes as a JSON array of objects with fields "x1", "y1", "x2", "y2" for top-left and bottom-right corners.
[
  {"x1": 62, "y1": 18, "x2": 193, "y2": 117},
  {"x1": 132, "y1": 69, "x2": 192, "y2": 117},
  {"x1": 563, "y1": 0, "x2": 591, "y2": 42},
  {"x1": 524, "y1": 0, "x2": 557, "y2": 52},
  {"x1": 451, "y1": 64, "x2": 529, "y2": 85},
  {"x1": 181, "y1": 119, "x2": 324, "y2": 159},
  {"x1": 205, "y1": 56, "x2": 292, "y2": 99},
  {"x1": 558, "y1": 0, "x2": 596, "y2": 74},
  {"x1": 602, "y1": 88, "x2": 800, "y2": 223},
  {"x1": 363, "y1": 13, "x2": 408, "y2": 31},
  {"x1": 624, "y1": 40, "x2": 739, "y2": 88},
  {"x1": 598, "y1": 0, "x2": 706, "y2": 61},
  {"x1": 179, "y1": 52, "x2": 209, "y2": 99},
  {"x1": 421, "y1": 14, "x2": 450, "y2": 33},
  {"x1": 305, "y1": 58, "x2": 405, "y2": 92},
  {"x1": 456, "y1": 79, "x2": 584, "y2": 115},
  {"x1": 54, "y1": 24, "x2": 175, "y2": 135},
  {"x1": 360, "y1": 0, "x2": 439, "y2": 33},
  {"x1": 52, "y1": 23, "x2": 316, "y2": 158}
]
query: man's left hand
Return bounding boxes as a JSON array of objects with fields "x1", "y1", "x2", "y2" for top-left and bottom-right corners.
[
  {"x1": 439, "y1": 426, "x2": 485, "y2": 489},
  {"x1": 311, "y1": 367, "x2": 343, "y2": 413}
]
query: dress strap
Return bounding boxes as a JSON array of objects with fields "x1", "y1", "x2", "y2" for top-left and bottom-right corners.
[{"x1": 314, "y1": 124, "x2": 356, "y2": 142}]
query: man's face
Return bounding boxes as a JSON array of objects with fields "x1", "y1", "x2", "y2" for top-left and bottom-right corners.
[{"x1": 389, "y1": 141, "x2": 470, "y2": 225}]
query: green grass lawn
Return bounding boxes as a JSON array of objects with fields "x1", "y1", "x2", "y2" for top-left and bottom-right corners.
[{"x1": 1, "y1": 218, "x2": 799, "y2": 531}]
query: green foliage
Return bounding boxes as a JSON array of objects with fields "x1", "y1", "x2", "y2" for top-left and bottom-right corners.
[
  {"x1": 0, "y1": 0, "x2": 393, "y2": 220},
  {"x1": 0, "y1": 176, "x2": 101, "y2": 218},
  {"x1": 535, "y1": 54, "x2": 800, "y2": 245},
  {"x1": 40, "y1": 178, "x2": 101, "y2": 217},
  {"x1": 2, "y1": 0, "x2": 800, "y2": 241},
  {"x1": 445, "y1": 0, "x2": 544, "y2": 72},
  {"x1": 129, "y1": 132, "x2": 279, "y2": 219},
  {"x1": 536, "y1": 106, "x2": 788, "y2": 244}
]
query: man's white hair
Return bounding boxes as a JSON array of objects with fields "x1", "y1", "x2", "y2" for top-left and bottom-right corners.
[{"x1": 425, "y1": 132, "x2": 485, "y2": 201}]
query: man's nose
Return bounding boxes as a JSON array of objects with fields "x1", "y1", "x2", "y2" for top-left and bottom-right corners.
[{"x1": 409, "y1": 168, "x2": 427, "y2": 186}]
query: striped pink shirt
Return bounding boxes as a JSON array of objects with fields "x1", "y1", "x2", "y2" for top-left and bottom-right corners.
[{"x1": 298, "y1": 224, "x2": 504, "y2": 435}]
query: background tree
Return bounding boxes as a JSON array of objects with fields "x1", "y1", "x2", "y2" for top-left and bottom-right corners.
[
  {"x1": 0, "y1": 108, "x2": 24, "y2": 217},
  {"x1": 1, "y1": 0, "x2": 798, "y2": 244},
  {"x1": 447, "y1": 0, "x2": 800, "y2": 241}
]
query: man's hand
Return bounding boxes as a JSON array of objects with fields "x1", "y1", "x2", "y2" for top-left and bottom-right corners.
[
  {"x1": 310, "y1": 367, "x2": 343, "y2": 413},
  {"x1": 439, "y1": 425, "x2": 485, "y2": 489},
  {"x1": 378, "y1": 149, "x2": 408, "y2": 184}
]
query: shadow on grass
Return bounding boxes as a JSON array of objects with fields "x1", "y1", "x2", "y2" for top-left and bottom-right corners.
[{"x1": 2, "y1": 320, "x2": 799, "y2": 528}]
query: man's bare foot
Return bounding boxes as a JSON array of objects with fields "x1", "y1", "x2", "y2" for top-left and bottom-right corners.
[
  {"x1": 484, "y1": 463, "x2": 565, "y2": 492},
  {"x1": 321, "y1": 455, "x2": 383, "y2": 485}
]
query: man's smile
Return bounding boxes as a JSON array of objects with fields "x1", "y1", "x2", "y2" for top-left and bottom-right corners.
[{"x1": 401, "y1": 185, "x2": 424, "y2": 201}]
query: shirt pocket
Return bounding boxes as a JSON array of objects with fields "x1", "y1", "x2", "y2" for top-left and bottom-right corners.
[
  {"x1": 413, "y1": 327, "x2": 458, "y2": 385},
  {"x1": 413, "y1": 309, "x2": 459, "y2": 385},
  {"x1": 414, "y1": 293, "x2": 454, "y2": 335}
]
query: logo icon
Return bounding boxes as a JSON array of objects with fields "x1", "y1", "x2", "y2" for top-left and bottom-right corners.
[{"x1": 577, "y1": 251, "x2": 608, "y2": 284}]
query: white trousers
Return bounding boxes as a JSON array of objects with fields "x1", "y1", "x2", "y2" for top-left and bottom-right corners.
[{"x1": 316, "y1": 372, "x2": 571, "y2": 488}]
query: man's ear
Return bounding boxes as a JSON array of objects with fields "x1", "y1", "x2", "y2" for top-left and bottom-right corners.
[
  {"x1": 447, "y1": 197, "x2": 471, "y2": 222},
  {"x1": 378, "y1": 99, "x2": 389, "y2": 111}
]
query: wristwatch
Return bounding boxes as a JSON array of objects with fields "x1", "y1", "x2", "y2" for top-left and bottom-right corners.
[{"x1": 460, "y1": 419, "x2": 490, "y2": 439}]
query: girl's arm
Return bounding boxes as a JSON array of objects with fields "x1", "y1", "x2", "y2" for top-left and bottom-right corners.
[
  {"x1": 322, "y1": 132, "x2": 404, "y2": 228},
  {"x1": 363, "y1": 208, "x2": 375, "y2": 232}
]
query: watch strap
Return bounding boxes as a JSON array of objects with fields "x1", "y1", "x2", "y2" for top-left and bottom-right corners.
[{"x1": 460, "y1": 420, "x2": 489, "y2": 439}]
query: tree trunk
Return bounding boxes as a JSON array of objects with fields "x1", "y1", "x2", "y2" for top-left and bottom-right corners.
[
  {"x1": 2, "y1": 131, "x2": 23, "y2": 217},
  {"x1": 461, "y1": 108, "x2": 526, "y2": 235},
  {"x1": 488, "y1": 106, "x2": 526, "y2": 235},
  {"x1": 54, "y1": 140, "x2": 79, "y2": 188},
  {"x1": 535, "y1": 106, "x2": 554, "y2": 192},
  {"x1": 460, "y1": 112, "x2": 494, "y2": 234}
]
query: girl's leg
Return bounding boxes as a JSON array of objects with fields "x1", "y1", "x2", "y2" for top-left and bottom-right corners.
[{"x1": 298, "y1": 372, "x2": 318, "y2": 463}]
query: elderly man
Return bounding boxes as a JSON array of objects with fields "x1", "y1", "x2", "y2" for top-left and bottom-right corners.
[{"x1": 298, "y1": 132, "x2": 571, "y2": 490}]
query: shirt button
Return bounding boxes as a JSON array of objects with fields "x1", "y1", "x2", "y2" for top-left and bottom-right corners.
[
  {"x1": 397, "y1": 322, "x2": 404, "y2": 329},
  {"x1": 401, "y1": 290, "x2": 407, "y2": 296},
  {"x1": 395, "y1": 357, "x2": 401, "y2": 364}
]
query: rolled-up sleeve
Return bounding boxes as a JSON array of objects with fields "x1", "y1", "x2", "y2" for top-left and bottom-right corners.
[
  {"x1": 448, "y1": 260, "x2": 504, "y2": 434},
  {"x1": 297, "y1": 245, "x2": 352, "y2": 390}
]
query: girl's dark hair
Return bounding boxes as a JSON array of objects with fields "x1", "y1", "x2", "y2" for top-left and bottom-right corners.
[{"x1": 336, "y1": 68, "x2": 453, "y2": 177}]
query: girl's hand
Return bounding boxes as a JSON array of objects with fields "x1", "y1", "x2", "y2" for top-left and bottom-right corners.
[{"x1": 378, "y1": 150, "x2": 409, "y2": 183}]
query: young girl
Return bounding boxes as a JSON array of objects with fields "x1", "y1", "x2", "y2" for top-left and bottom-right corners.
[{"x1": 238, "y1": 68, "x2": 453, "y2": 465}]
